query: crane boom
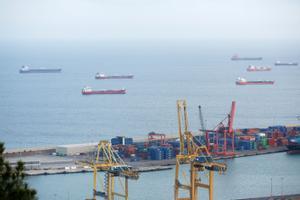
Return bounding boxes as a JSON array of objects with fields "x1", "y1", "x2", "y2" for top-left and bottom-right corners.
[
  {"x1": 198, "y1": 105, "x2": 206, "y2": 132},
  {"x1": 228, "y1": 101, "x2": 236, "y2": 134}
]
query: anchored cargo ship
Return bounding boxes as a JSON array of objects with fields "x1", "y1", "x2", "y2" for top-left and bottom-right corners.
[
  {"x1": 19, "y1": 65, "x2": 62, "y2": 73},
  {"x1": 286, "y1": 136, "x2": 300, "y2": 151},
  {"x1": 236, "y1": 77, "x2": 274, "y2": 85},
  {"x1": 95, "y1": 73, "x2": 134, "y2": 79},
  {"x1": 274, "y1": 61, "x2": 298, "y2": 66},
  {"x1": 81, "y1": 86, "x2": 126, "y2": 95},
  {"x1": 231, "y1": 55, "x2": 262, "y2": 61},
  {"x1": 247, "y1": 65, "x2": 271, "y2": 72}
]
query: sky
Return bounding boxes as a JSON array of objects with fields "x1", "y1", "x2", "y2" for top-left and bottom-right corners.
[{"x1": 0, "y1": 0, "x2": 300, "y2": 41}]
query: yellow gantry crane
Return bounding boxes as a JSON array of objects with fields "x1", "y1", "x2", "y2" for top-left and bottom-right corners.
[
  {"x1": 174, "y1": 100, "x2": 227, "y2": 200},
  {"x1": 89, "y1": 140, "x2": 139, "y2": 200}
]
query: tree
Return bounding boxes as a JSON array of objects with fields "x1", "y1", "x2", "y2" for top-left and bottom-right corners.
[{"x1": 0, "y1": 142, "x2": 37, "y2": 200}]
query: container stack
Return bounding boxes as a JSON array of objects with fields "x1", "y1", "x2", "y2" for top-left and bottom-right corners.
[
  {"x1": 136, "y1": 147, "x2": 148, "y2": 160},
  {"x1": 160, "y1": 147, "x2": 173, "y2": 159},
  {"x1": 111, "y1": 136, "x2": 133, "y2": 145},
  {"x1": 237, "y1": 135, "x2": 256, "y2": 150},
  {"x1": 148, "y1": 146, "x2": 162, "y2": 160},
  {"x1": 124, "y1": 145, "x2": 136, "y2": 157},
  {"x1": 168, "y1": 141, "x2": 180, "y2": 148},
  {"x1": 260, "y1": 137, "x2": 269, "y2": 149}
]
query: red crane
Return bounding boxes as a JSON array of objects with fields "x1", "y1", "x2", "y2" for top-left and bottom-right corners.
[
  {"x1": 147, "y1": 132, "x2": 166, "y2": 146},
  {"x1": 205, "y1": 101, "x2": 236, "y2": 156}
]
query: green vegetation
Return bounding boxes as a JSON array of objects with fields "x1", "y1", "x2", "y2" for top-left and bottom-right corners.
[{"x1": 0, "y1": 142, "x2": 37, "y2": 200}]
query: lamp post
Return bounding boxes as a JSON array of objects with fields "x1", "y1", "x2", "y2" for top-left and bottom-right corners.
[
  {"x1": 281, "y1": 177, "x2": 284, "y2": 197},
  {"x1": 270, "y1": 177, "x2": 273, "y2": 197}
]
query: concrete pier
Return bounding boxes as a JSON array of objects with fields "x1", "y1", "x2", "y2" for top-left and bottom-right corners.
[{"x1": 236, "y1": 193, "x2": 300, "y2": 200}]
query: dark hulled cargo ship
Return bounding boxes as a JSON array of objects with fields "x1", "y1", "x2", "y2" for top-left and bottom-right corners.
[
  {"x1": 236, "y1": 77, "x2": 274, "y2": 85},
  {"x1": 231, "y1": 55, "x2": 263, "y2": 61},
  {"x1": 247, "y1": 65, "x2": 271, "y2": 72},
  {"x1": 81, "y1": 86, "x2": 126, "y2": 95},
  {"x1": 286, "y1": 136, "x2": 300, "y2": 151},
  {"x1": 274, "y1": 61, "x2": 298, "y2": 66},
  {"x1": 19, "y1": 65, "x2": 62, "y2": 73},
  {"x1": 95, "y1": 73, "x2": 134, "y2": 79}
]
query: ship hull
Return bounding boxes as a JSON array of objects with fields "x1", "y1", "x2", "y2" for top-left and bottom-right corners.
[
  {"x1": 95, "y1": 75, "x2": 133, "y2": 79},
  {"x1": 286, "y1": 144, "x2": 300, "y2": 151},
  {"x1": 82, "y1": 90, "x2": 126, "y2": 95},
  {"x1": 247, "y1": 68, "x2": 271, "y2": 72},
  {"x1": 232, "y1": 57, "x2": 262, "y2": 61},
  {"x1": 236, "y1": 81, "x2": 274, "y2": 85},
  {"x1": 286, "y1": 137, "x2": 300, "y2": 152},
  {"x1": 20, "y1": 69, "x2": 62, "y2": 73},
  {"x1": 275, "y1": 63, "x2": 298, "y2": 66}
]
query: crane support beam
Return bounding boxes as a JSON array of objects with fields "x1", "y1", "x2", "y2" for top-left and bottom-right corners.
[
  {"x1": 174, "y1": 100, "x2": 227, "y2": 200},
  {"x1": 88, "y1": 140, "x2": 139, "y2": 200}
]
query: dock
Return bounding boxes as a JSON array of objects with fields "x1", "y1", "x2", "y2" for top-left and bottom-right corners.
[
  {"x1": 236, "y1": 193, "x2": 300, "y2": 200},
  {"x1": 4, "y1": 144, "x2": 288, "y2": 176}
]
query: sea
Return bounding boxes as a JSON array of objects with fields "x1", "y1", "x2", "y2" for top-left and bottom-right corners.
[
  {"x1": 0, "y1": 39, "x2": 300, "y2": 199},
  {"x1": 26, "y1": 152, "x2": 300, "y2": 200},
  {"x1": 0, "y1": 39, "x2": 299, "y2": 149}
]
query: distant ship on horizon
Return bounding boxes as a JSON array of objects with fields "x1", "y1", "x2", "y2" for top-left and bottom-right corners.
[
  {"x1": 236, "y1": 77, "x2": 274, "y2": 85},
  {"x1": 81, "y1": 86, "x2": 126, "y2": 95},
  {"x1": 95, "y1": 73, "x2": 134, "y2": 80},
  {"x1": 19, "y1": 65, "x2": 62, "y2": 73},
  {"x1": 247, "y1": 65, "x2": 271, "y2": 72},
  {"x1": 274, "y1": 61, "x2": 298, "y2": 66},
  {"x1": 231, "y1": 54, "x2": 263, "y2": 61}
]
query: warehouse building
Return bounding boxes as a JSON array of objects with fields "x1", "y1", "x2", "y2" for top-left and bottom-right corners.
[{"x1": 56, "y1": 143, "x2": 97, "y2": 156}]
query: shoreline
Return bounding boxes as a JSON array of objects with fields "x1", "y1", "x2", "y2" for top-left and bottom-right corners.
[{"x1": 4, "y1": 145, "x2": 288, "y2": 177}]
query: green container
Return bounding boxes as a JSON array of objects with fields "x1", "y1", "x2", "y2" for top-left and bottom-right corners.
[
  {"x1": 253, "y1": 143, "x2": 257, "y2": 150},
  {"x1": 261, "y1": 138, "x2": 268, "y2": 146}
]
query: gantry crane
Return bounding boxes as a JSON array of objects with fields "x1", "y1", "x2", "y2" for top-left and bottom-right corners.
[
  {"x1": 174, "y1": 100, "x2": 227, "y2": 200},
  {"x1": 148, "y1": 132, "x2": 166, "y2": 146},
  {"x1": 89, "y1": 140, "x2": 139, "y2": 200}
]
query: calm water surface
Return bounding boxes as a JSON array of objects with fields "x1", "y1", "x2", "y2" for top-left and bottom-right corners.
[
  {"x1": 26, "y1": 152, "x2": 300, "y2": 200},
  {"x1": 1, "y1": 40, "x2": 299, "y2": 149}
]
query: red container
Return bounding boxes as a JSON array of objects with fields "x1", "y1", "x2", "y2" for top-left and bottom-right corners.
[
  {"x1": 281, "y1": 138, "x2": 289, "y2": 145},
  {"x1": 268, "y1": 138, "x2": 276, "y2": 147},
  {"x1": 125, "y1": 145, "x2": 136, "y2": 155},
  {"x1": 137, "y1": 152, "x2": 148, "y2": 159},
  {"x1": 272, "y1": 131, "x2": 279, "y2": 139}
]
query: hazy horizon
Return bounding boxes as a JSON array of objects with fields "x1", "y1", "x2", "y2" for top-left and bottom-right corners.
[{"x1": 1, "y1": 0, "x2": 299, "y2": 41}]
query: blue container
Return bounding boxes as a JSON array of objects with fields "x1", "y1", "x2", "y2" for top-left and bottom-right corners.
[
  {"x1": 238, "y1": 140, "x2": 252, "y2": 150},
  {"x1": 160, "y1": 147, "x2": 173, "y2": 159},
  {"x1": 111, "y1": 138, "x2": 121, "y2": 145},
  {"x1": 168, "y1": 141, "x2": 180, "y2": 148},
  {"x1": 125, "y1": 138, "x2": 133, "y2": 145},
  {"x1": 259, "y1": 128, "x2": 268, "y2": 132},
  {"x1": 148, "y1": 147, "x2": 162, "y2": 160}
]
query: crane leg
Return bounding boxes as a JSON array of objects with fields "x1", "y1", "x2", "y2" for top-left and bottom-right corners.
[
  {"x1": 190, "y1": 164, "x2": 195, "y2": 200},
  {"x1": 174, "y1": 161, "x2": 180, "y2": 200},
  {"x1": 93, "y1": 166, "x2": 97, "y2": 200},
  {"x1": 125, "y1": 178, "x2": 128, "y2": 200},
  {"x1": 209, "y1": 170, "x2": 214, "y2": 200}
]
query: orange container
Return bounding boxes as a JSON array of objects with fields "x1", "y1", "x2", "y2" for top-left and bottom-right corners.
[
  {"x1": 239, "y1": 136, "x2": 255, "y2": 141},
  {"x1": 268, "y1": 138, "x2": 276, "y2": 147},
  {"x1": 281, "y1": 138, "x2": 289, "y2": 145}
]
